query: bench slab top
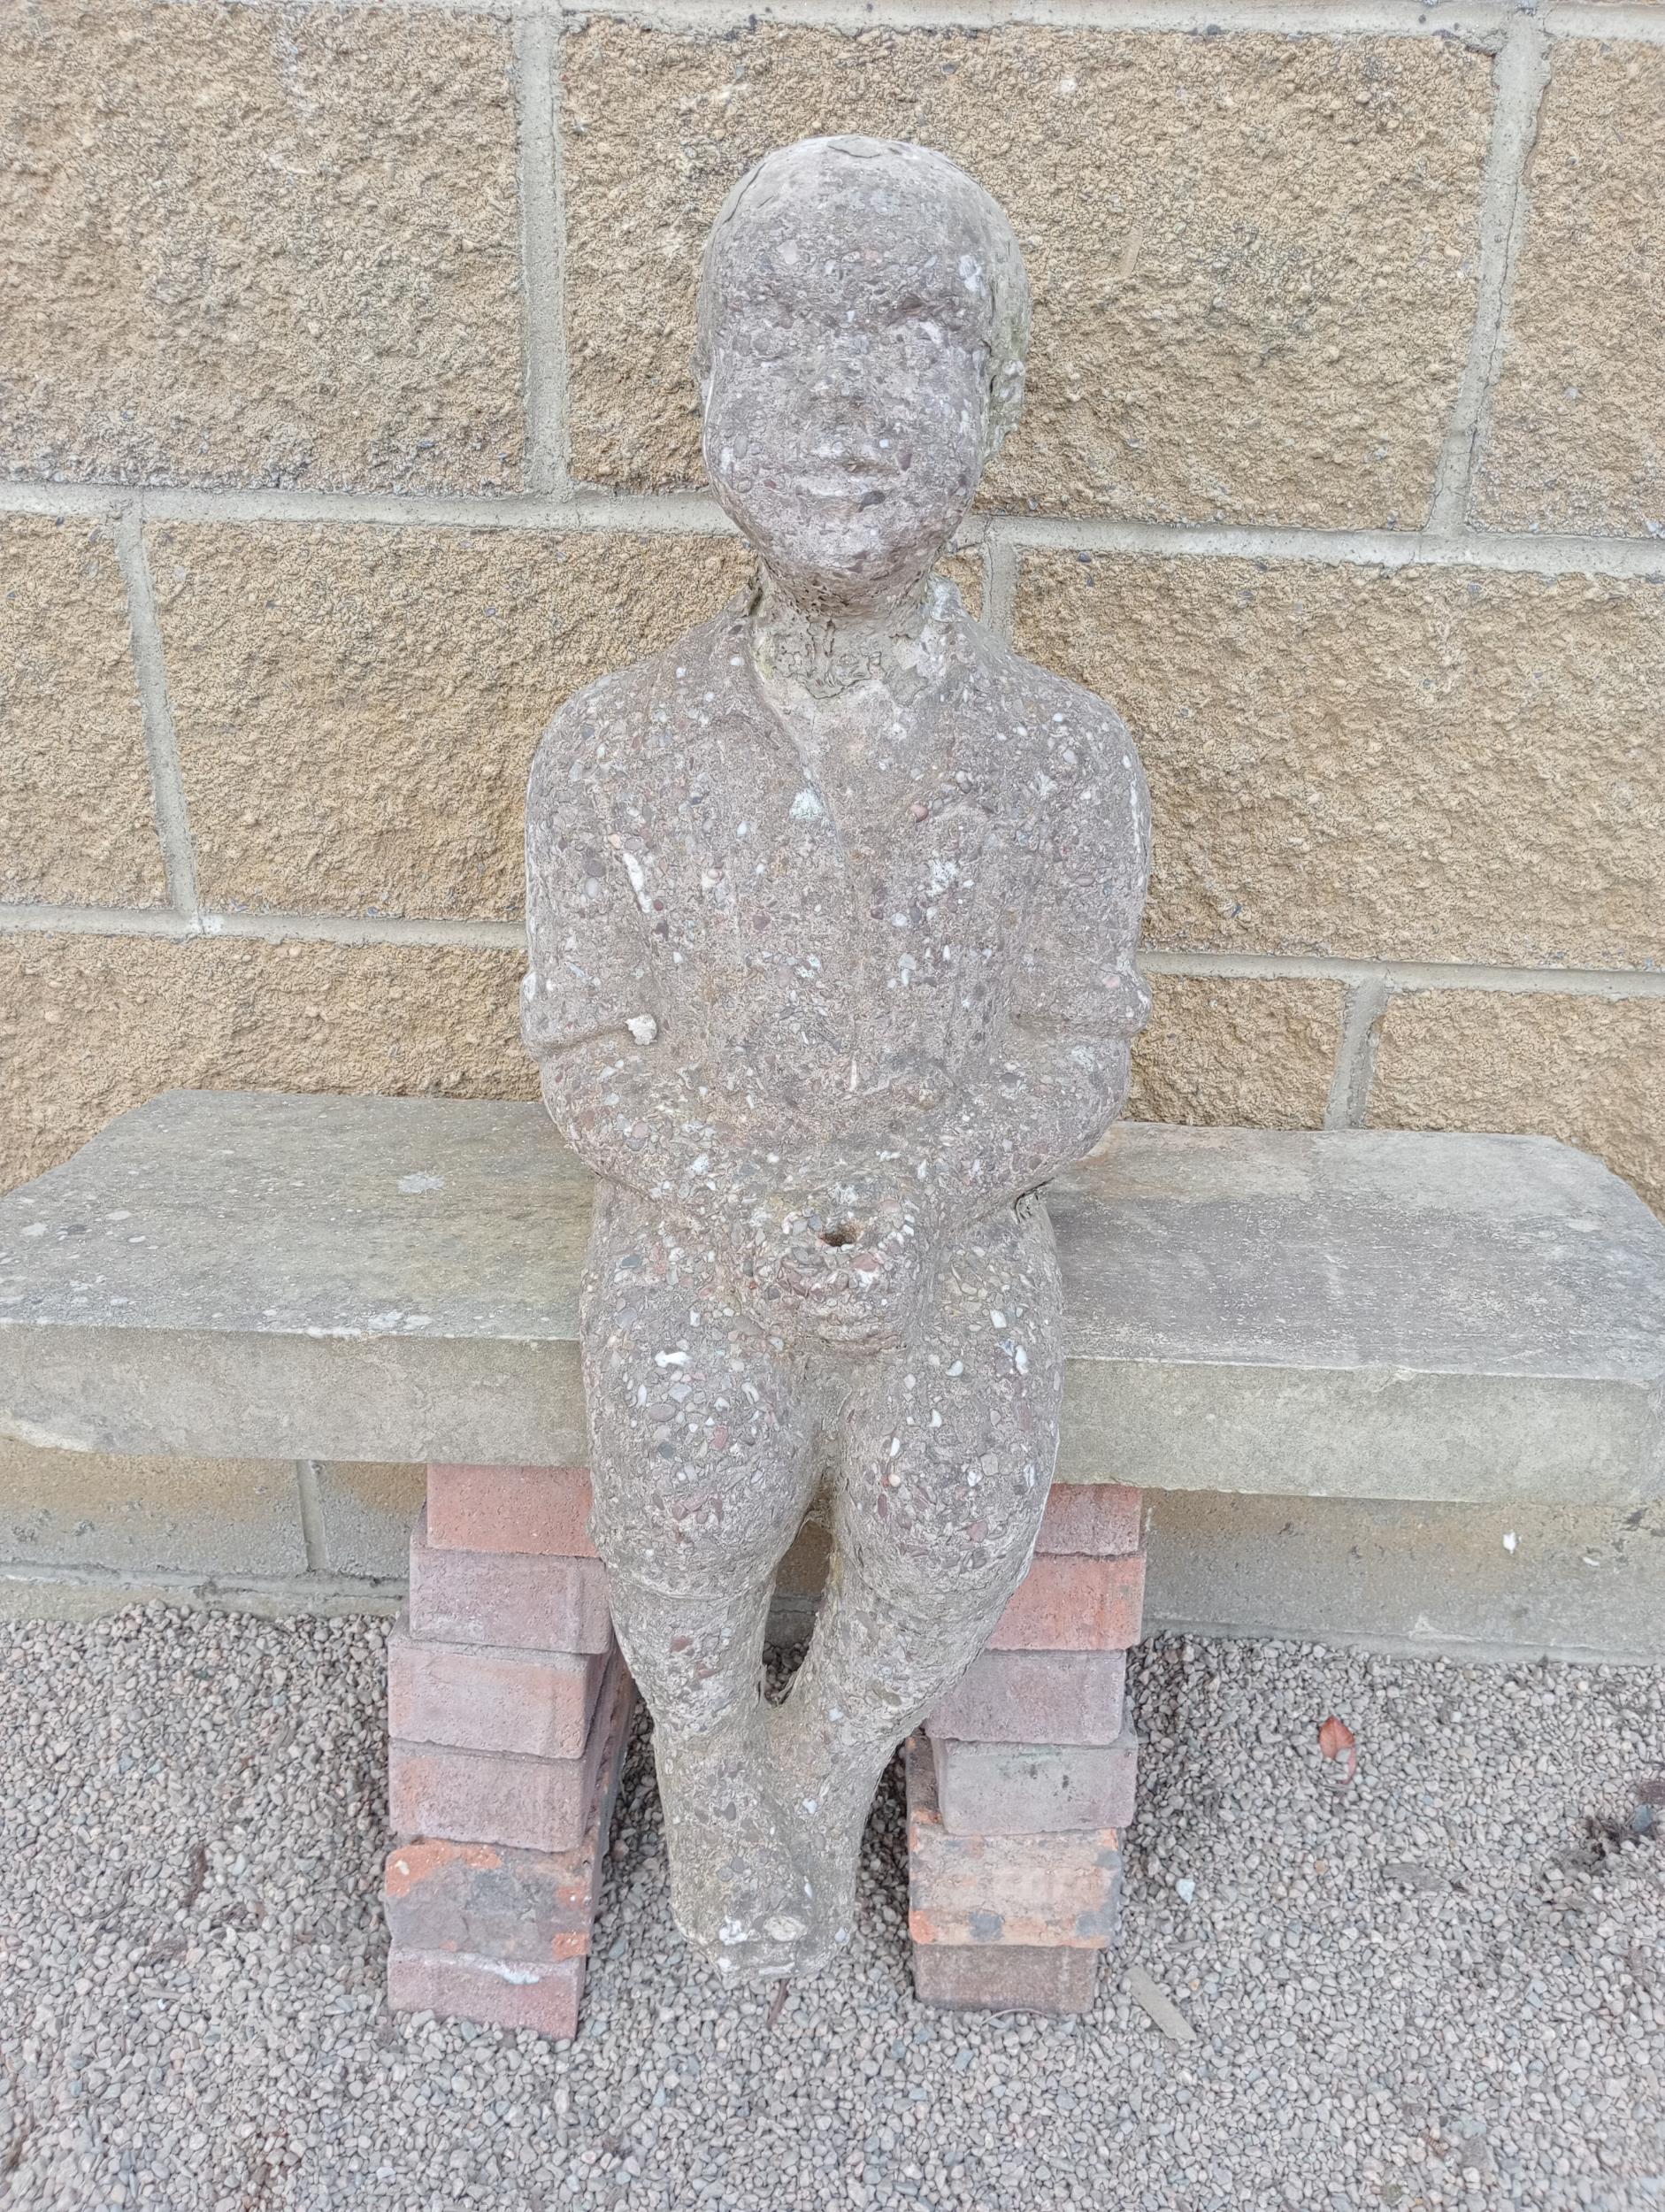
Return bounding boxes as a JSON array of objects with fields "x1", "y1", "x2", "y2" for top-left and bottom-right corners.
[{"x1": 1, "y1": 1091, "x2": 1660, "y2": 1505}]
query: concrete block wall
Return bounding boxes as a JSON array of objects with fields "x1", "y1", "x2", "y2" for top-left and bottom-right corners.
[{"x1": 1, "y1": 0, "x2": 1661, "y2": 1629}]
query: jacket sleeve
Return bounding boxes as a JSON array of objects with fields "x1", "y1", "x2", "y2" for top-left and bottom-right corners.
[
  {"x1": 852, "y1": 702, "x2": 1152, "y2": 1233},
  {"x1": 521, "y1": 696, "x2": 775, "y2": 1235}
]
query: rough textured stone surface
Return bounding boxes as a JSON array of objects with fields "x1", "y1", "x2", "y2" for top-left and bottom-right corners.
[
  {"x1": 527, "y1": 140, "x2": 1150, "y2": 1987},
  {"x1": 4, "y1": 1099, "x2": 1662, "y2": 1509},
  {"x1": 564, "y1": 23, "x2": 1490, "y2": 526},
  {"x1": 0, "y1": 1437, "x2": 303, "y2": 1578},
  {"x1": 151, "y1": 526, "x2": 750, "y2": 921},
  {"x1": 905, "y1": 1734, "x2": 1122, "y2": 1947},
  {"x1": 988, "y1": 1551, "x2": 1147, "y2": 1653},
  {"x1": 1125, "y1": 975, "x2": 1342, "y2": 1133},
  {"x1": 312, "y1": 1461, "x2": 424, "y2": 1582},
  {"x1": 0, "y1": 518, "x2": 165, "y2": 910},
  {"x1": 389, "y1": 1654, "x2": 631, "y2": 1854},
  {"x1": 1371, "y1": 989, "x2": 1665, "y2": 1220},
  {"x1": 933, "y1": 1731, "x2": 1139, "y2": 1836},
  {"x1": 0, "y1": 0, "x2": 523, "y2": 493},
  {"x1": 408, "y1": 1511, "x2": 612, "y2": 1656},
  {"x1": 384, "y1": 1947, "x2": 586, "y2": 2039},
  {"x1": 426, "y1": 1464, "x2": 596, "y2": 1559},
  {"x1": 1019, "y1": 551, "x2": 1665, "y2": 970},
  {"x1": 387, "y1": 1625, "x2": 607, "y2": 1760},
  {"x1": 1476, "y1": 44, "x2": 1665, "y2": 535},
  {"x1": 0, "y1": 933, "x2": 531, "y2": 1195},
  {"x1": 912, "y1": 1939, "x2": 1100, "y2": 2015},
  {"x1": 1146, "y1": 1488, "x2": 1665, "y2": 1665},
  {"x1": 926, "y1": 1649, "x2": 1127, "y2": 1748}
]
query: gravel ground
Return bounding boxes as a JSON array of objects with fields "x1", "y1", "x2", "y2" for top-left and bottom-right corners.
[{"x1": 0, "y1": 1606, "x2": 1661, "y2": 2212}]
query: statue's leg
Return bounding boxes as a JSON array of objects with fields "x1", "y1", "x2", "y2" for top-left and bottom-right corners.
[
  {"x1": 581, "y1": 1202, "x2": 817, "y2": 1981},
  {"x1": 771, "y1": 1195, "x2": 1066, "y2": 1956}
]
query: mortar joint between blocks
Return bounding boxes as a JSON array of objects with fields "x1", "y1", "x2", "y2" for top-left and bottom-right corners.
[{"x1": 113, "y1": 509, "x2": 201, "y2": 922}]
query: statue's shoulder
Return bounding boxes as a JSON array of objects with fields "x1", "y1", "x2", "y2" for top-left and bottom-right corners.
[
  {"x1": 963, "y1": 618, "x2": 1139, "y2": 785},
  {"x1": 528, "y1": 604, "x2": 743, "y2": 809}
]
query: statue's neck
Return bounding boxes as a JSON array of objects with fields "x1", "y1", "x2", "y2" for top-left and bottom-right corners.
[{"x1": 748, "y1": 572, "x2": 949, "y2": 703}]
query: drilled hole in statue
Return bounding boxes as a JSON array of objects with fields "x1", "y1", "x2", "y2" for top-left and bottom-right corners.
[{"x1": 522, "y1": 135, "x2": 1151, "y2": 1983}]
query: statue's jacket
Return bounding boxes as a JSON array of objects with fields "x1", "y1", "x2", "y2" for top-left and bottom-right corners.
[{"x1": 523, "y1": 589, "x2": 1151, "y2": 1251}]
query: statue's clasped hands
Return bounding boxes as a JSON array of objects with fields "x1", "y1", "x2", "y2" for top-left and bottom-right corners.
[{"x1": 732, "y1": 1145, "x2": 939, "y2": 1351}]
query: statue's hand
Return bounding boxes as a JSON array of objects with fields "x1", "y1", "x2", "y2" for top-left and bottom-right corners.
[{"x1": 733, "y1": 1163, "x2": 937, "y2": 1349}]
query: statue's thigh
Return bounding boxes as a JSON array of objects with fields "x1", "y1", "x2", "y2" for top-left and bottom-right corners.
[
  {"x1": 580, "y1": 1236, "x2": 814, "y2": 1597},
  {"x1": 835, "y1": 1202, "x2": 1065, "y2": 1617}
]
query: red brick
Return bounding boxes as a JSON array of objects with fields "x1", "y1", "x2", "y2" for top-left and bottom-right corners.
[
  {"x1": 933, "y1": 1731, "x2": 1139, "y2": 1836},
  {"x1": 389, "y1": 1653, "x2": 631, "y2": 1853},
  {"x1": 912, "y1": 1942, "x2": 1100, "y2": 2016},
  {"x1": 387, "y1": 1947, "x2": 586, "y2": 2039},
  {"x1": 426, "y1": 1463, "x2": 597, "y2": 1557},
  {"x1": 905, "y1": 1735, "x2": 1122, "y2": 1948},
  {"x1": 1037, "y1": 1483, "x2": 1142, "y2": 1557},
  {"x1": 387, "y1": 1625, "x2": 606, "y2": 1759},
  {"x1": 407, "y1": 1509, "x2": 612, "y2": 1654},
  {"x1": 383, "y1": 1656, "x2": 633, "y2": 1963},
  {"x1": 925, "y1": 1649, "x2": 1126, "y2": 1747},
  {"x1": 988, "y1": 1549, "x2": 1146, "y2": 1652}
]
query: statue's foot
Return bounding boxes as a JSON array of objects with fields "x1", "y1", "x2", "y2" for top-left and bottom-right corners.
[
  {"x1": 656, "y1": 1738, "x2": 824, "y2": 1983},
  {"x1": 762, "y1": 1702, "x2": 877, "y2": 1968}
]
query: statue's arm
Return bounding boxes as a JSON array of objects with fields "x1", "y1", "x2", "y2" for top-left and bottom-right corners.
[
  {"x1": 870, "y1": 705, "x2": 1152, "y2": 1233},
  {"x1": 521, "y1": 701, "x2": 771, "y2": 1233}
]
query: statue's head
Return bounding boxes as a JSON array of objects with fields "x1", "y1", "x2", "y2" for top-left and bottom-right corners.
[{"x1": 695, "y1": 136, "x2": 1032, "y2": 618}]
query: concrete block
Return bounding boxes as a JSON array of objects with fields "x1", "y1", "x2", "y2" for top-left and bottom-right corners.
[
  {"x1": 926, "y1": 1650, "x2": 1126, "y2": 1748},
  {"x1": 912, "y1": 1942, "x2": 1101, "y2": 2016},
  {"x1": 1372, "y1": 989, "x2": 1665, "y2": 1222},
  {"x1": 933, "y1": 1732, "x2": 1138, "y2": 1837},
  {"x1": 383, "y1": 1656, "x2": 633, "y2": 1962},
  {"x1": 0, "y1": 518, "x2": 166, "y2": 910},
  {"x1": 386, "y1": 1947, "x2": 586, "y2": 2039},
  {"x1": 1145, "y1": 1488, "x2": 1665, "y2": 1666},
  {"x1": 1125, "y1": 975, "x2": 1342, "y2": 1133},
  {"x1": 151, "y1": 524, "x2": 749, "y2": 924},
  {"x1": 1037, "y1": 1483, "x2": 1141, "y2": 1558},
  {"x1": 905, "y1": 1735, "x2": 1121, "y2": 1948},
  {"x1": 314, "y1": 1462, "x2": 425, "y2": 1579},
  {"x1": 407, "y1": 1511, "x2": 612, "y2": 1655},
  {"x1": 1019, "y1": 551, "x2": 1665, "y2": 975},
  {"x1": 1476, "y1": 42, "x2": 1665, "y2": 535},
  {"x1": 387, "y1": 1625, "x2": 607, "y2": 1759},
  {"x1": 989, "y1": 1551, "x2": 1146, "y2": 1653},
  {"x1": 389, "y1": 1654, "x2": 630, "y2": 1854},
  {"x1": 0, "y1": 938, "x2": 531, "y2": 1202},
  {"x1": 426, "y1": 1463, "x2": 596, "y2": 1558},
  {"x1": 1, "y1": 2, "x2": 524, "y2": 495},
  {"x1": 0, "y1": 1437, "x2": 304, "y2": 1579}
]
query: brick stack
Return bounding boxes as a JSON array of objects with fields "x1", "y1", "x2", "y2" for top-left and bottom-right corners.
[
  {"x1": 909, "y1": 1482, "x2": 1146, "y2": 2016},
  {"x1": 382, "y1": 1463, "x2": 634, "y2": 2039}
]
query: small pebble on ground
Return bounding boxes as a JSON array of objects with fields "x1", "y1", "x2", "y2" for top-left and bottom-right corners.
[{"x1": 0, "y1": 1607, "x2": 1661, "y2": 2211}]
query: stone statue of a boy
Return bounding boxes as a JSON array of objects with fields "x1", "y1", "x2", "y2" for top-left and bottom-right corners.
[{"x1": 524, "y1": 136, "x2": 1149, "y2": 1983}]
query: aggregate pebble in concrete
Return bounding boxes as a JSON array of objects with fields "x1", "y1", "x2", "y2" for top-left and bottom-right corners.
[{"x1": 1, "y1": 1606, "x2": 1661, "y2": 2211}]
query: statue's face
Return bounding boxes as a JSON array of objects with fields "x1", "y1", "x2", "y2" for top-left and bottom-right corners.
[{"x1": 701, "y1": 146, "x2": 996, "y2": 616}]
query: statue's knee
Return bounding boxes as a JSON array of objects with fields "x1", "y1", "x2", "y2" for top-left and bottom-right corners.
[
  {"x1": 841, "y1": 1454, "x2": 1046, "y2": 1624},
  {"x1": 593, "y1": 1482, "x2": 790, "y2": 1602}
]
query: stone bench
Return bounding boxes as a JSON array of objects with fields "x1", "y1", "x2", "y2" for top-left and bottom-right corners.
[{"x1": 2, "y1": 1089, "x2": 1661, "y2": 2029}]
